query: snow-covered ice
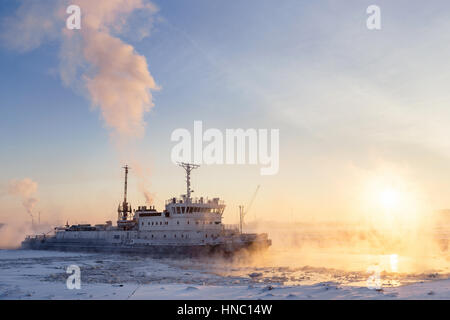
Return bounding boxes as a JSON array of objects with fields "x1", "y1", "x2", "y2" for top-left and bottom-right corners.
[{"x1": 0, "y1": 249, "x2": 449, "y2": 300}]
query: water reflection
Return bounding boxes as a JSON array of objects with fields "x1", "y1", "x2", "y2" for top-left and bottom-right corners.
[{"x1": 172, "y1": 247, "x2": 450, "y2": 289}]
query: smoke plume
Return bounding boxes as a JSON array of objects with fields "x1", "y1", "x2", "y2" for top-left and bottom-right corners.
[
  {"x1": 1, "y1": 1, "x2": 160, "y2": 208},
  {"x1": 0, "y1": 222, "x2": 33, "y2": 249},
  {"x1": 68, "y1": 0, "x2": 159, "y2": 141},
  {"x1": 7, "y1": 178, "x2": 39, "y2": 219},
  {"x1": 1, "y1": 0, "x2": 159, "y2": 141},
  {"x1": 143, "y1": 191, "x2": 154, "y2": 206},
  {"x1": 128, "y1": 159, "x2": 154, "y2": 206}
]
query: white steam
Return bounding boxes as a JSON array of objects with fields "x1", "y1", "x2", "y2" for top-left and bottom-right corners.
[
  {"x1": 8, "y1": 178, "x2": 39, "y2": 218},
  {"x1": 1, "y1": 0, "x2": 159, "y2": 141},
  {"x1": 1, "y1": 1, "x2": 161, "y2": 208}
]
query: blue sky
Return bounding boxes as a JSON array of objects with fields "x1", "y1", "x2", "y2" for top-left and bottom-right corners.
[{"x1": 2, "y1": 0, "x2": 450, "y2": 225}]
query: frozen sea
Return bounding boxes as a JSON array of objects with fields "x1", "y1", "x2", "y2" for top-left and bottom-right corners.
[{"x1": 0, "y1": 247, "x2": 449, "y2": 300}]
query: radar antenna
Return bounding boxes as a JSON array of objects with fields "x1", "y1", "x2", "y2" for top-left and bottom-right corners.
[{"x1": 177, "y1": 162, "x2": 200, "y2": 201}]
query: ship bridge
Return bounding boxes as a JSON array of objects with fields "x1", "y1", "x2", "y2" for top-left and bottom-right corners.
[
  {"x1": 165, "y1": 196, "x2": 225, "y2": 215},
  {"x1": 163, "y1": 163, "x2": 226, "y2": 216}
]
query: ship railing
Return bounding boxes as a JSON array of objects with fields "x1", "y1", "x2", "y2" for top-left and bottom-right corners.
[
  {"x1": 25, "y1": 234, "x2": 49, "y2": 240},
  {"x1": 223, "y1": 224, "x2": 240, "y2": 232},
  {"x1": 165, "y1": 197, "x2": 225, "y2": 206}
]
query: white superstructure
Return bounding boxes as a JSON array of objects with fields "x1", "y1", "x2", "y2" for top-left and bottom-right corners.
[{"x1": 23, "y1": 163, "x2": 271, "y2": 255}]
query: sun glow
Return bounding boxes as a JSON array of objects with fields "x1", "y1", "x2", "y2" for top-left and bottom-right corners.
[
  {"x1": 379, "y1": 188, "x2": 401, "y2": 211},
  {"x1": 358, "y1": 167, "x2": 430, "y2": 233}
]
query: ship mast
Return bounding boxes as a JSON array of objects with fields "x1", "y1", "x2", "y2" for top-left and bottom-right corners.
[
  {"x1": 123, "y1": 165, "x2": 129, "y2": 205},
  {"x1": 178, "y1": 162, "x2": 199, "y2": 202},
  {"x1": 118, "y1": 165, "x2": 132, "y2": 221}
]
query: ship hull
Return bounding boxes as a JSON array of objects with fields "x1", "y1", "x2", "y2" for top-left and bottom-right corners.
[{"x1": 21, "y1": 238, "x2": 272, "y2": 257}]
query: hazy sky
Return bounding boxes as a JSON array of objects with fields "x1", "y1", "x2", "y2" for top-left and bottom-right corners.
[{"x1": 1, "y1": 0, "x2": 450, "y2": 226}]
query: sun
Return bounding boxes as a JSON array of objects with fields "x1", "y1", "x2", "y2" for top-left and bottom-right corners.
[
  {"x1": 361, "y1": 171, "x2": 426, "y2": 230},
  {"x1": 379, "y1": 187, "x2": 400, "y2": 211}
]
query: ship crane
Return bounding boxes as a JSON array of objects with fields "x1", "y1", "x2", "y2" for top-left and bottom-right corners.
[{"x1": 239, "y1": 185, "x2": 260, "y2": 234}]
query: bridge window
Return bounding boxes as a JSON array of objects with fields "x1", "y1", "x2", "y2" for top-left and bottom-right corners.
[{"x1": 177, "y1": 221, "x2": 179, "y2": 225}]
